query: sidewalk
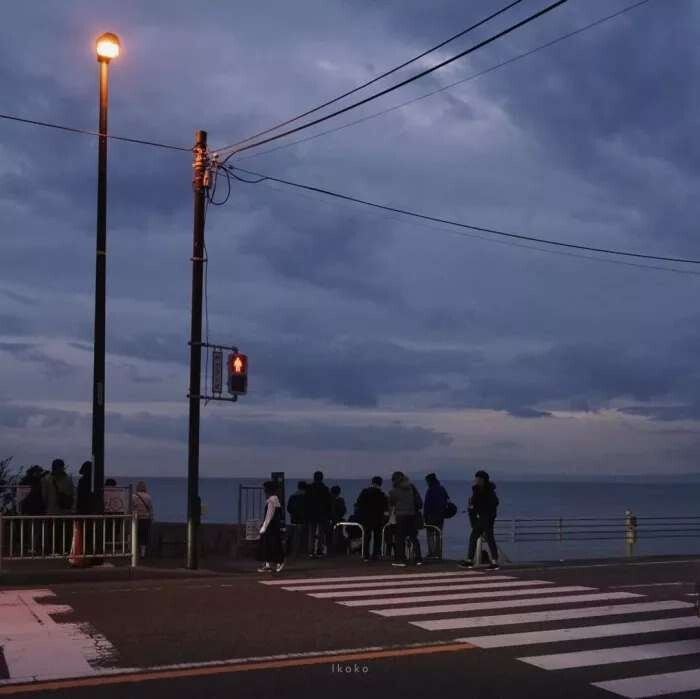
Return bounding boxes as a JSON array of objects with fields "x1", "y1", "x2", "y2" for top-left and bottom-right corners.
[{"x1": 2, "y1": 553, "x2": 699, "y2": 587}]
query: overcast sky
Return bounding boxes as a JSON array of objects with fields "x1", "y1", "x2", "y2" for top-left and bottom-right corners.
[{"x1": 1, "y1": 0, "x2": 699, "y2": 480}]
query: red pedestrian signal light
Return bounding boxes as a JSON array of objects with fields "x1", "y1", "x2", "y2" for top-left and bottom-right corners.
[{"x1": 227, "y1": 353, "x2": 248, "y2": 395}]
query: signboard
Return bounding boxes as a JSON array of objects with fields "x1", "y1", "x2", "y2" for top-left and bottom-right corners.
[
  {"x1": 212, "y1": 348, "x2": 223, "y2": 395},
  {"x1": 245, "y1": 518, "x2": 262, "y2": 541}
]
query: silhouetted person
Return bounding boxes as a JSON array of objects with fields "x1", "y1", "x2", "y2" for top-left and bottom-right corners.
[
  {"x1": 76, "y1": 461, "x2": 93, "y2": 515},
  {"x1": 287, "y1": 481, "x2": 308, "y2": 556},
  {"x1": 388, "y1": 471, "x2": 422, "y2": 566},
  {"x1": 258, "y1": 481, "x2": 285, "y2": 573},
  {"x1": 355, "y1": 476, "x2": 388, "y2": 561},
  {"x1": 306, "y1": 471, "x2": 331, "y2": 557},
  {"x1": 132, "y1": 481, "x2": 154, "y2": 559},
  {"x1": 328, "y1": 485, "x2": 347, "y2": 555},
  {"x1": 41, "y1": 459, "x2": 74, "y2": 515},
  {"x1": 41, "y1": 459, "x2": 74, "y2": 555},
  {"x1": 424, "y1": 473, "x2": 449, "y2": 558},
  {"x1": 460, "y1": 470, "x2": 500, "y2": 570},
  {"x1": 19, "y1": 465, "x2": 44, "y2": 555},
  {"x1": 19, "y1": 465, "x2": 45, "y2": 515}
]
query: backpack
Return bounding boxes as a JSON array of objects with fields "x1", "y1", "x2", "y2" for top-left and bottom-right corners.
[
  {"x1": 54, "y1": 476, "x2": 74, "y2": 511},
  {"x1": 444, "y1": 501, "x2": 458, "y2": 519}
]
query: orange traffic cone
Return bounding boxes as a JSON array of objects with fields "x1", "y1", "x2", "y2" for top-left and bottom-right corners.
[{"x1": 69, "y1": 521, "x2": 87, "y2": 567}]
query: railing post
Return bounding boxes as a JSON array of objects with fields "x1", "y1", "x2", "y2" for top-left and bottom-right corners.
[
  {"x1": 131, "y1": 513, "x2": 138, "y2": 567},
  {"x1": 625, "y1": 508, "x2": 637, "y2": 557},
  {"x1": 512, "y1": 518, "x2": 517, "y2": 543},
  {"x1": 558, "y1": 517, "x2": 563, "y2": 542}
]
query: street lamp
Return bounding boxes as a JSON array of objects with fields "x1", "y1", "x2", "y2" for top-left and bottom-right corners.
[{"x1": 91, "y1": 32, "x2": 120, "y2": 509}]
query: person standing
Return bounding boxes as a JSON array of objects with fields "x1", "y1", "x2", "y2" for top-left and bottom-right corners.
[
  {"x1": 388, "y1": 471, "x2": 422, "y2": 567},
  {"x1": 424, "y1": 473, "x2": 449, "y2": 559},
  {"x1": 258, "y1": 481, "x2": 285, "y2": 573},
  {"x1": 355, "y1": 476, "x2": 388, "y2": 562},
  {"x1": 286, "y1": 481, "x2": 308, "y2": 557},
  {"x1": 328, "y1": 485, "x2": 347, "y2": 555},
  {"x1": 460, "y1": 470, "x2": 500, "y2": 570},
  {"x1": 132, "y1": 481, "x2": 154, "y2": 559},
  {"x1": 305, "y1": 471, "x2": 331, "y2": 557},
  {"x1": 41, "y1": 459, "x2": 74, "y2": 555},
  {"x1": 69, "y1": 461, "x2": 93, "y2": 567}
]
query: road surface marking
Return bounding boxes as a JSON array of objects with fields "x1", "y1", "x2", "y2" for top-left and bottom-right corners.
[
  {"x1": 309, "y1": 576, "x2": 517, "y2": 598},
  {"x1": 0, "y1": 589, "x2": 117, "y2": 683},
  {"x1": 371, "y1": 592, "x2": 642, "y2": 617},
  {"x1": 260, "y1": 571, "x2": 484, "y2": 585},
  {"x1": 609, "y1": 582, "x2": 690, "y2": 589},
  {"x1": 410, "y1": 601, "x2": 692, "y2": 631},
  {"x1": 340, "y1": 584, "x2": 590, "y2": 607},
  {"x1": 282, "y1": 574, "x2": 487, "y2": 591},
  {"x1": 592, "y1": 668, "x2": 700, "y2": 698},
  {"x1": 0, "y1": 641, "x2": 476, "y2": 694},
  {"x1": 519, "y1": 638, "x2": 700, "y2": 670},
  {"x1": 459, "y1": 616, "x2": 700, "y2": 648}
]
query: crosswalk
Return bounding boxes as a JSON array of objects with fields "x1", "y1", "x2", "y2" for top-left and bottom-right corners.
[{"x1": 259, "y1": 569, "x2": 700, "y2": 697}]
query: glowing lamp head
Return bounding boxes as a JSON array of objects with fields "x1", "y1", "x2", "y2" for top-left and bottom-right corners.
[{"x1": 96, "y1": 33, "x2": 121, "y2": 62}]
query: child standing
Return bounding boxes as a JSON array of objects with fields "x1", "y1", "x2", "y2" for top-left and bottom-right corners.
[{"x1": 258, "y1": 481, "x2": 285, "y2": 573}]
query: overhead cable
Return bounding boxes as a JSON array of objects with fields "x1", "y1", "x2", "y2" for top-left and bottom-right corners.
[
  {"x1": 216, "y1": 0, "x2": 526, "y2": 152},
  {"x1": 224, "y1": 164, "x2": 700, "y2": 266},
  {"x1": 219, "y1": 0, "x2": 571, "y2": 161},
  {"x1": 235, "y1": 0, "x2": 653, "y2": 163}
]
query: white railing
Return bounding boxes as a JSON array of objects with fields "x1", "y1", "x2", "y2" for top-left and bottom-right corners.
[
  {"x1": 0, "y1": 513, "x2": 138, "y2": 570},
  {"x1": 334, "y1": 521, "x2": 365, "y2": 559},
  {"x1": 380, "y1": 522, "x2": 443, "y2": 560}
]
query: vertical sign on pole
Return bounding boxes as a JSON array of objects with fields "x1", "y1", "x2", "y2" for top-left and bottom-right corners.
[{"x1": 212, "y1": 348, "x2": 223, "y2": 395}]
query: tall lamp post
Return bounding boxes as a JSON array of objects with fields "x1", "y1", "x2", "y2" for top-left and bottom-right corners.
[{"x1": 92, "y1": 32, "x2": 120, "y2": 506}]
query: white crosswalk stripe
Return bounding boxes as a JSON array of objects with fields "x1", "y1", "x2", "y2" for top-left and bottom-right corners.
[
  {"x1": 593, "y1": 668, "x2": 700, "y2": 698},
  {"x1": 371, "y1": 591, "x2": 642, "y2": 617},
  {"x1": 459, "y1": 616, "x2": 700, "y2": 648},
  {"x1": 259, "y1": 571, "x2": 483, "y2": 586},
  {"x1": 339, "y1": 584, "x2": 591, "y2": 607},
  {"x1": 308, "y1": 576, "x2": 518, "y2": 598},
  {"x1": 260, "y1": 569, "x2": 700, "y2": 697},
  {"x1": 411, "y1": 601, "x2": 692, "y2": 632},
  {"x1": 282, "y1": 574, "x2": 486, "y2": 592},
  {"x1": 519, "y1": 638, "x2": 700, "y2": 670}
]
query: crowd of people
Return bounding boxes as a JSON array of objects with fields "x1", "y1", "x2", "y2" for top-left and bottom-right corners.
[
  {"x1": 257, "y1": 469, "x2": 501, "y2": 574},
  {"x1": 14, "y1": 458, "x2": 154, "y2": 560}
]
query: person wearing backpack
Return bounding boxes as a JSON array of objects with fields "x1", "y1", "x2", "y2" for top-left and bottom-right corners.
[
  {"x1": 41, "y1": 459, "x2": 75, "y2": 555},
  {"x1": 424, "y1": 473, "x2": 449, "y2": 559}
]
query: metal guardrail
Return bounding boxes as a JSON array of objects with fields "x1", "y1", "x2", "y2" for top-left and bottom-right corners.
[
  {"x1": 0, "y1": 514, "x2": 138, "y2": 570},
  {"x1": 380, "y1": 522, "x2": 443, "y2": 561},
  {"x1": 490, "y1": 511, "x2": 700, "y2": 556},
  {"x1": 334, "y1": 521, "x2": 365, "y2": 559},
  {"x1": 238, "y1": 484, "x2": 265, "y2": 526}
]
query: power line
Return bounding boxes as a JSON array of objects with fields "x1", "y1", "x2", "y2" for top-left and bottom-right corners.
[
  {"x1": 219, "y1": 0, "x2": 571, "y2": 161},
  {"x1": 0, "y1": 112, "x2": 191, "y2": 152},
  {"x1": 216, "y1": 0, "x2": 526, "y2": 152},
  {"x1": 224, "y1": 164, "x2": 700, "y2": 266},
  {"x1": 235, "y1": 0, "x2": 653, "y2": 163},
  {"x1": 257, "y1": 179, "x2": 700, "y2": 278}
]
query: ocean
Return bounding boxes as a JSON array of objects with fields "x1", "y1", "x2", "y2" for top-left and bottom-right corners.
[{"x1": 117, "y1": 477, "x2": 700, "y2": 563}]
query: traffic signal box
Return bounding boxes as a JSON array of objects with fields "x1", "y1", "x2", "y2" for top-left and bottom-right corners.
[{"x1": 227, "y1": 353, "x2": 248, "y2": 395}]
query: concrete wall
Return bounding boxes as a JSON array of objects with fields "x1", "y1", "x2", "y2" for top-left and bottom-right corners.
[{"x1": 152, "y1": 522, "x2": 258, "y2": 559}]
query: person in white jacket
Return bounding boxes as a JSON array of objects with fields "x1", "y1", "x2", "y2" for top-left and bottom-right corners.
[{"x1": 258, "y1": 481, "x2": 285, "y2": 573}]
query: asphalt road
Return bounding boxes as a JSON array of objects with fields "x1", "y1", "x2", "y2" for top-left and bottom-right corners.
[{"x1": 3, "y1": 557, "x2": 700, "y2": 698}]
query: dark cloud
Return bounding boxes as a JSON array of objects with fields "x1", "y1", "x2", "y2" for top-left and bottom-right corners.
[{"x1": 1, "y1": 0, "x2": 700, "y2": 474}]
